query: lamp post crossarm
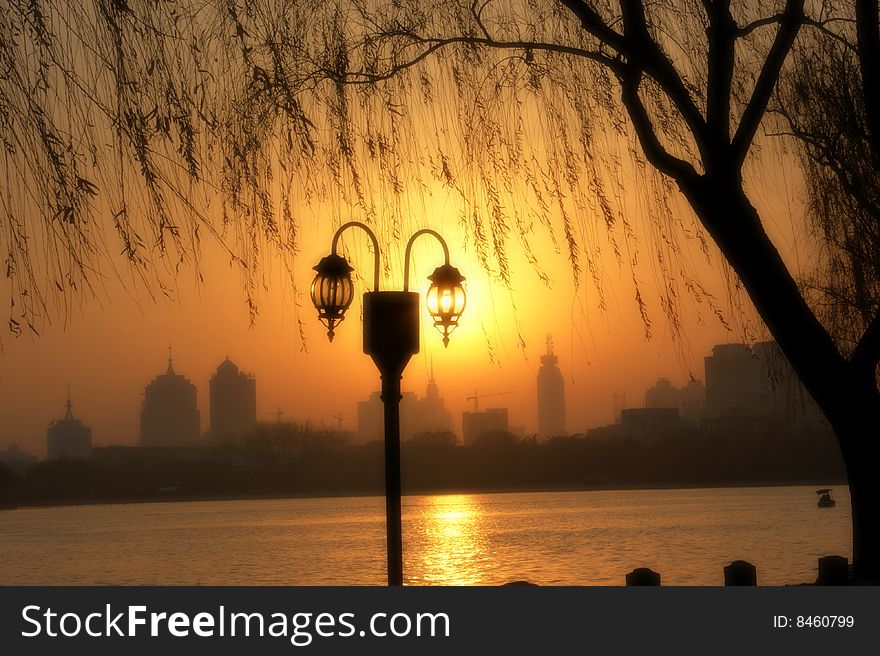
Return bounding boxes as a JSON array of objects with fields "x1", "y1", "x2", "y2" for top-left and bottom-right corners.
[
  {"x1": 331, "y1": 221, "x2": 381, "y2": 292},
  {"x1": 403, "y1": 229, "x2": 450, "y2": 291}
]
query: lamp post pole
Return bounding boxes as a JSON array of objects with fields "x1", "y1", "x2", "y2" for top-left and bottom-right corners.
[
  {"x1": 381, "y1": 371, "x2": 403, "y2": 585},
  {"x1": 311, "y1": 222, "x2": 466, "y2": 586},
  {"x1": 363, "y1": 290, "x2": 419, "y2": 586}
]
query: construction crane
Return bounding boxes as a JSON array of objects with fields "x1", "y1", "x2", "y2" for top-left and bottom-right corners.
[
  {"x1": 465, "y1": 390, "x2": 512, "y2": 412},
  {"x1": 271, "y1": 407, "x2": 284, "y2": 423}
]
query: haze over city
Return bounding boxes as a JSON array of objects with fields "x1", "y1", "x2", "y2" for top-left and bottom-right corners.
[{"x1": 0, "y1": 170, "x2": 806, "y2": 458}]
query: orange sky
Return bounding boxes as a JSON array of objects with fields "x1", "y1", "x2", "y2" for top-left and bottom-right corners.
[
  {"x1": 0, "y1": 149, "x2": 812, "y2": 457},
  {"x1": 0, "y1": 3, "x2": 826, "y2": 458}
]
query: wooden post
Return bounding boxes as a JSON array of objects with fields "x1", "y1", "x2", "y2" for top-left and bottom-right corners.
[
  {"x1": 816, "y1": 555, "x2": 849, "y2": 585},
  {"x1": 724, "y1": 560, "x2": 757, "y2": 586},
  {"x1": 626, "y1": 568, "x2": 661, "y2": 586}
]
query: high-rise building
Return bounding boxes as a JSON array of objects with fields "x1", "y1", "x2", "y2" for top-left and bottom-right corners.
[
  {"x1": 417, "y1": 373, "x2": 455, "y2": 436},
  {"x1": 47, "y1": 393, "x2": 92, "y2": 460},
  {"x1": 703, "y1": 341, "x2": 828, "y2": 432},
  {"x1": 357, "y1": 372, "x2": 455, "y2": 443},
  {"x1": 537, "y1": 336, "x2": 566, "y2": 439},
  {"x1": 644, "y1": 377, "x2": 705, "y2": 424},
  {"x1": 462, "y1": 408, "x2": 509, "y2": 445},
  {"x1": 358, "y1": 391, "x2": 416, "y2": 443},
  {"x1": 140, "y1": 350, "x2": 200, "y2": 447},
  {"x1": 209, "y1": 357, "x2": 257, "y2": 442},
  {"x1": 704, "y1": 343, "x2": 765, "y2": 420}
]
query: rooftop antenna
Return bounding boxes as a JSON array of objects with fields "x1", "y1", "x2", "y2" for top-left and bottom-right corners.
[{"x1": 64, "y1": 383, "x2": 74, "y2": 420}]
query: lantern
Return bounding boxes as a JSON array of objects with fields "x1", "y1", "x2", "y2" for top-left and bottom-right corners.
[
  {"x1": 311, "y1": 253, "x2": 355, "y2": 341},
  {"x1": 426, "y1": 263, "x2": 466, "y2": 346}
]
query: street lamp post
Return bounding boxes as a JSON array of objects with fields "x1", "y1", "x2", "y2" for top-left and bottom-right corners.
[{"x1": 310, "y1": 222, "x2": 466, "y2": 586}]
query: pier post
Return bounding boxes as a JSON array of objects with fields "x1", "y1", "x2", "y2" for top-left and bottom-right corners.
[
  {"x1": 724, "y1": 560, "x2": 757, "y2": 586},
  {"x1": 816, "y1": 555, "x2": 849, "y2": 585},
  {"x1": 625, "y1": 568, "x2": 661, "y2": 586}
]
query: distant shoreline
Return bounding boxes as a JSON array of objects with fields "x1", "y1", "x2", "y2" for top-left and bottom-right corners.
[{"x1": 1, "y1": 478, "x2": 848, "y2": 511}]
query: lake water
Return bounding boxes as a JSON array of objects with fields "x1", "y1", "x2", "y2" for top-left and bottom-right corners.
[{"x1": 0, "y1": 486, "x2": 851, "y2": 585}]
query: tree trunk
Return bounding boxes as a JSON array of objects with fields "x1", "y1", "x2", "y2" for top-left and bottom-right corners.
[
  {"x1": 843, "y1": 454, "x2": 880, "y2": 582},
  {"x1": 678, "y1": 172, "x2": 880, "y2": 581},
  {"x1": 830, "y1": 382, "x2": 880, "y2": 582}
]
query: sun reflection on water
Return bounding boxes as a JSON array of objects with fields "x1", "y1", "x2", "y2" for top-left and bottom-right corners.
[{"x1": 406, "y1": 495, "x2": 489, "y2": 585}]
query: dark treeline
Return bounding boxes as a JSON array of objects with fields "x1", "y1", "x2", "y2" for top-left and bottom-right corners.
[{"x1": 0, "y1": 424, "x2": 845, "y2": 506}]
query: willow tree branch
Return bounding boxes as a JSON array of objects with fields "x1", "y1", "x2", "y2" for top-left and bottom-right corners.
[
  {"x1": 731, "y1": 0, "x2": 805, "y2": 165},
  {"x1": 619, "y1": 68, "x2": 700, "y2": 183},
  {"x1": 736, "y1": 14, "x2": 785, "y2": 38},
  {"x1": 470, "y1": 0, "x2": 493, "y2": 40},
  {"x1": 856, "y1": 0, "x2": 880, "y2": 159},
  {"x1": 556, "y1": 0, "x2": 630, "y2": 52},
  {"x1": 706, "y1": 0, "x2": 735, "y2": 144},
  {"x1": 558, "y1": 1, "x2": 706, "y2": 146},
  {"x1": 767, "y1": 107, "x2": 880, "y2": 227},
  {"x1": 802, "y1": 17, "x2": 860, "y2": 53},
  {"x1": 616, "y1": 0, "x2": 708, "y2": 153},
  {"x1": 334, "y1": 34, "x2": 620, "y2": 85}
]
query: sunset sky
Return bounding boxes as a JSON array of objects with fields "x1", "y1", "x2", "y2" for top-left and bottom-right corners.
[
  {"x1": 0, "y1": 151, "x2": 810, "y2": 458},
  {"x1": 0, "y1": 0, "x2": 833, "y2": 459}
]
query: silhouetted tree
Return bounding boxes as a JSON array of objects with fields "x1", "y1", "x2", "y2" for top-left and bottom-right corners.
[
  {"x1": 2, "y1": 1, "x2": 878, "y2": 577},
  {"x1": 775, "y1": 7, "x2": 880, "y2": 351},
  {"x1": 471, "y1": 430, "x2": 520, "y2": 449},
  {"x1": 769, "y1": 0, "x2": 880, "y2": 579},
  {"x1": 0, "y1": 463, "x2": 20, "y2": 501},
  {"x1": 405, "y1": 430, "x2": 460, "y2": 448}
]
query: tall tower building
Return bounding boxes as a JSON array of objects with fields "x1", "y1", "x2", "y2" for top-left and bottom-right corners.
[
  {"x1": 209, "y1": 356, "x2": 257, "y2": 442},
  {"x1": 140, "y1": 349, "x2": 200, "y2": 447},
  {"x1": 415, "y1": 365, "x2": 455, "y2": 437},
  {"x1": 47, "y1": 391, "x2": 92, "y2": 460},
  {"x1": 537, "y1": 336, "x2": 566, "y2": 439}
]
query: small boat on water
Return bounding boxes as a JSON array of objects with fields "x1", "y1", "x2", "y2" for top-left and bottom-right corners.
[{"x1": 817, "y1": 488, "x2": 836, "y2": 508}]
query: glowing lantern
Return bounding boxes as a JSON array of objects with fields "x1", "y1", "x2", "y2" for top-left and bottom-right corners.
[
  {"x1": 311, "y1": 253, "x2": 355, "y2": 341},
  {"x1": 426, "y1": 263, "x2": 466, "y2": 347}
]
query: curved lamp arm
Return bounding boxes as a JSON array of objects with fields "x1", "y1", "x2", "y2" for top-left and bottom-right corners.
[
  {"x1": 331, "y1": 221, "x2": 381, "y2": 292},
  {"x1": 403, "y1": 229, "x2": 450, "y2": 291}
]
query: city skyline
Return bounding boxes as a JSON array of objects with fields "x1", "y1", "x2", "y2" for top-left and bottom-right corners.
[
  {"x1": 0, "y1": 131, "x2": 802, "y2": 458},
  {"x1": 0, "y1": 286, "x2": 744, "y2": 459},
  {"x1": 0, "y1": 127, "x2": 804, "y2": 458},
  {"x1": 1, "y1": 332, "x2": 815, "y2": 460}
]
